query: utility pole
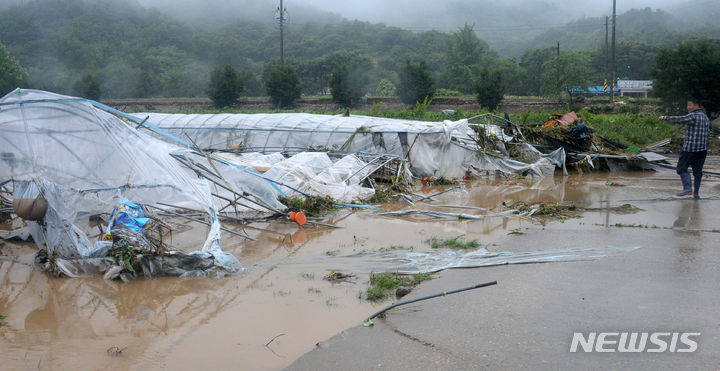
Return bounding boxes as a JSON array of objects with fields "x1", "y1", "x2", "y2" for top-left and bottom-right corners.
[
  {"x1": 276, "y1": 0, "x2": 287, "y2": 65},
  {"x1": 610, "y1": 0, "x2": 616, "y2": 102},
  {"x1": 557, "y1": 41, "x2": 560, "y2": 93},
  {"x1": 605, "y1": 16, "x2": 609, "y2": 94}
]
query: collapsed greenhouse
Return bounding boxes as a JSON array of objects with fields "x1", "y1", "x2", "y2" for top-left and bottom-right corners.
[
  {"x1": 0, "y1": 89, "x2": 285, "y2": 279},
  {"x1": 139, "y1": 112, "x2": 567, "y2": 179},
  {"x1": 0, "y1": 89, "x2": 571, "y2": 280}
]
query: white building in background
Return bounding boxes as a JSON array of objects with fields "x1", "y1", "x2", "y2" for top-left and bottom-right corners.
[{"x1": 617, "y1": 80, "x2": 653, "y2": 98}]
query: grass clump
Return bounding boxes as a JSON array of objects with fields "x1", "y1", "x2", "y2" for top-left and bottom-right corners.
[
  {"x1": 369, "y1": 175, "x2": 412, "y2": 203},
  {"x1": 364, "y1": 272, "x2": 436, "y2": 302},
  {"x1": 279, "y1": 194, "x2": 335, "y2": 216},
  {"x1": 365, "y1": 285, "x2": 389, "y2": 301},
  {"x1": 370, "y1": 272, "x2": 410, "y2": 289},
  {"x1": 423, "y1": 176, "x2": 457, "y2": 186},
  {"x1": 0, "y1": 314, "x2": 5, "y2": 327},
  {"x1": 506, "y1": 201, "x2": 582, "y2": 219},
  {"x1": 413, "y1": 272, "x2": 434, "y2": 284},
  {"x1": 426, "y1": 237, "x2": 480, "y2": 249}
]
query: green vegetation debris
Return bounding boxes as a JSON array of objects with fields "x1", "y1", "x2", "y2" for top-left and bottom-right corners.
[
  {"x1": 300, "y1": 272, "x2": 315, "y2": 280},
  {"x1": 506, "y1": 201, "x2": 582, "y2": 219},
  {"x1": 426, "y1": 237, "x2": 480, "y2": 249},
  {"x1": 369, "y1": 175, "x2": 412, "y2": 203},
  {"x1": 413, "y1": 272, "x2": 434, "y2": 284},
  {"x1": 365, "y1": 285, "x2": 389, "y2": 301},
  {"x1": 370, "y1": 272, "x2": 410, "y2": 290},
  {"x1": 617, "y1": 204, "x2": 644, "y2": 213},
  {"x1": 0, "y1": 314, "x2": 6, "y2": 327},
  {"x1": 363, "y1": 272, "x2": 436, "y2": 302},
  {"x1": 379, "y1": 245, "x2": 413, "y2": 252},
  {"x1": 323, "y1": 270, "x2": 356, "y2": 282},
  {"x1": 279, "y1": 194, "x2": 335, "y2": 216},
  {"x1": 425, "y1": 176, "x2": 457, "y2": 186},
  {"x1": 508, "y1": 229, "x2": 525, "y2": 236}
]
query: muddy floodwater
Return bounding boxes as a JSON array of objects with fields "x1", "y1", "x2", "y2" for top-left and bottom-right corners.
[{"x1": 2, "y1": 159, "x2": 720, "y2": 370}]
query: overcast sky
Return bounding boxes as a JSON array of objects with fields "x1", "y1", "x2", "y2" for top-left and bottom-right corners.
[
  {"x1": 293, "y1": 0, "x2": 686, "y2": 28},
  {"x1": 0, "y1": 0, "x2": 697, "y2": 32}
]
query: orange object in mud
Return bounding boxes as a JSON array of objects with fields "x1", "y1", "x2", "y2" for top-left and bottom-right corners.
[
  {"x1": 421, "y1": 176, "x2": 434, "y2": 186},
  {"x1": 289, "y1": 211, "x2": 307, "y2": 226}
]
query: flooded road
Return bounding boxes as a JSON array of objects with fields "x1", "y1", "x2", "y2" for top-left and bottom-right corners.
[{"x1": 2, "y1": 160, "x2": 720, "y2": 370}]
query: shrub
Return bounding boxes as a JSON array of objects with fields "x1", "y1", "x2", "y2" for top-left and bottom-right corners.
[
  {"x1": 266, "y1": 64, "x2": 302, "y2": 108},
  {"x1": 207, "y1": 64, "x2": 243, "y2": 108},
  {"x1": 375, "y1": 79, "x2": 397, "y2": 97},
  {"x1": 330, "y1": 65, "x2": 365, "y2": 107},
  {"x1": 474, "y1": 67, "x2": 504, "y2": 111},
  {"x1": 73, "y1": 73, "x2": 102, "y2": 100},
  {"x1": 398, "y1": 60, "x2": 435, "y2": 105}
]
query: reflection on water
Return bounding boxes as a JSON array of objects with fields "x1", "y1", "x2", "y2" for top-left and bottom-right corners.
[{"x1": 0, "y1": 242, "x2": 238, "y2": 369}]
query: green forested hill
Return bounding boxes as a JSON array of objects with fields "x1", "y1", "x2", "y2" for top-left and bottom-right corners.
[{"x1": 0, "y1": 0, "x2": 717, "y2": 99}]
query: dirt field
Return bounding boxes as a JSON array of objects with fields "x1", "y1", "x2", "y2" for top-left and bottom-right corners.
[{"x1": 103, "y1": 96, "x2": 573, "y2": 114}]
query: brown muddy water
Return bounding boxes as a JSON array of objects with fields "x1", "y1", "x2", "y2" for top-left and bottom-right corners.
[{"x1": 1, "y1": 160, "x2": 720, "y2": 370}]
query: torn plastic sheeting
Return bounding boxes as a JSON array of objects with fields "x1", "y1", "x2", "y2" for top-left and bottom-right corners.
[
  {"x1": 0, "y1": 89, "x2": 288, "y2": 276},
  {"x1": 321, "y1": 246, "x2": 641, "y2": 275},
  {"x1": 53, "y1": 250, "x2": 240, "y2": 279},
  {"x1": 471, "y1": 123, "x2": 514, "y2": 142},
  {"x1": 262, "y1": 152, "x2": 376, "y2": 203}
]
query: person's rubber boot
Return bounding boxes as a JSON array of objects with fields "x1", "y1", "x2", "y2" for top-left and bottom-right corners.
[
  {"x1": 693, "y1": 174, "x2": 702, "y2": 199},
  {"x1": 677, "y1": 172, "x2": 692, "y2": 196}
]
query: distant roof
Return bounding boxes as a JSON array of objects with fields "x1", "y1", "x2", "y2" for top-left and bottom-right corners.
[{"x1": 617, "y1": 80, "x2": 653, "y2": 89}]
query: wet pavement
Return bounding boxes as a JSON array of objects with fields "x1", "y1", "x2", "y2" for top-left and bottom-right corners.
[{"x1": 2, "y1": 157, "x2": 720, "y2": 370}]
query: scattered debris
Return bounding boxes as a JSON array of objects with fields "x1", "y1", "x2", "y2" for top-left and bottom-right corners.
[
  {"x1": 421, "y1": 176, "x2": 457, "y2": 186},
  {"x1": 426, "y1": 237, "x2": 480, "y2": 250},
  {"x1": 364, "y1": 281, "x2": 497, "y2": 322},
  {"x1": 279, "y1": 195, "x2": 335, "y2": 217},
  {"x1": 106, "y1": 346, "x2": 127, "y2": 357},
  {"x1": 265, "y1": 333, "x2": 286, "y2": 347},
  {"x1": 369, "y1": 175, "x2": 412, "y2": 203},
  {"x1": 504, "y1": 201, "x2": 582, "y2": 219},
  {"x1": 379, "y1": 245, "x2": 413, "y2": 252},
  {"x1": 363, "y1": 272, "x2": 437, "y2": 301},
  {"x1": 323, "y1": 270, "x2": 357, "y2": 283},
  {"x1": 585, "y1": 203, "x2": 645, "y2": 214}
]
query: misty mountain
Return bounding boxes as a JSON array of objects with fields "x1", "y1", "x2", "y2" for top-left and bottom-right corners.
[
  {"x1": 132, "y1": 0, "x2": 718, "y2": 56},
  {"x1": 135, "y1": 0, "x2": 342, "y2": 28},
  {"x1": 1, "y1": 0, "x2": 718, "y2": 99}
]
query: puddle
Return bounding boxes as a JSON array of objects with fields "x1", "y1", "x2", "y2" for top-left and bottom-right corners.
[{"x1": 1, "y1": 164, "x2": 719, "y2": 370}]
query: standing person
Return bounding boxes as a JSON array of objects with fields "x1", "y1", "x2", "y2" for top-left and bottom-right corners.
[{"x1": 659, "y1": 98, "x2": 710, "y2": 199}]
